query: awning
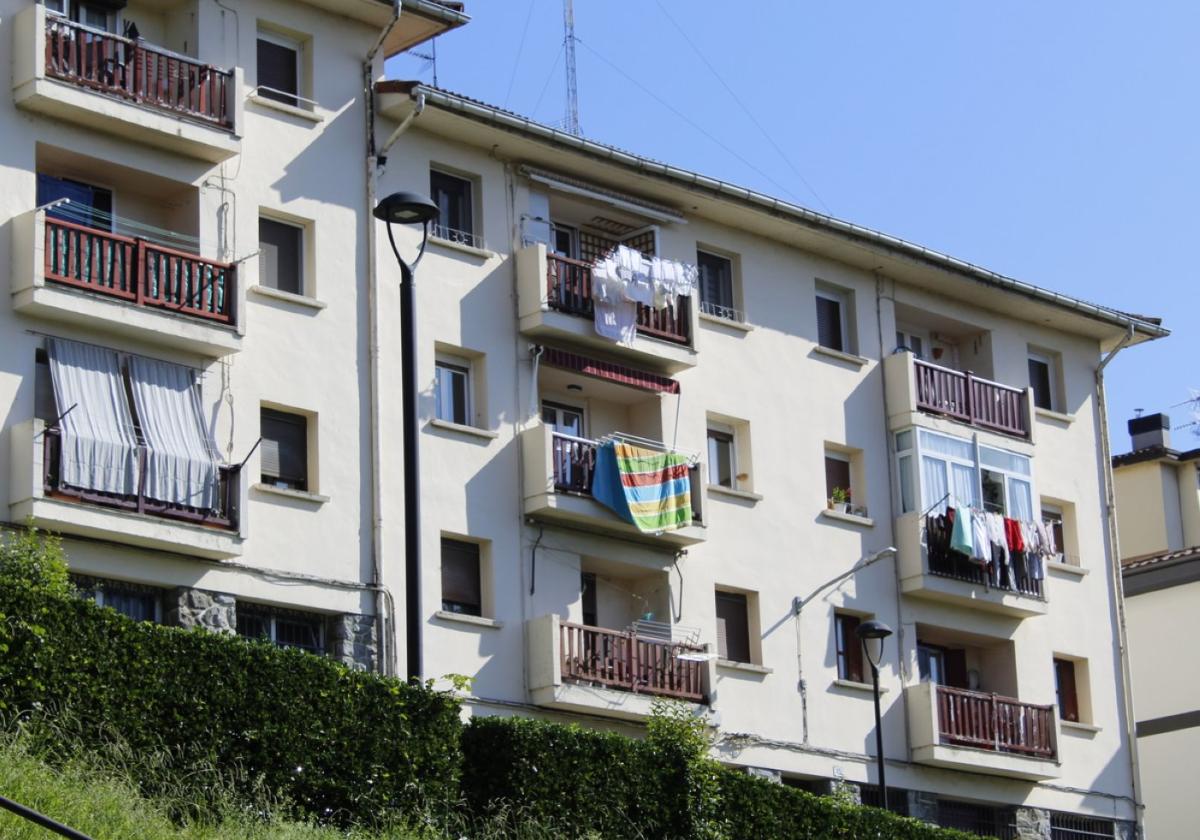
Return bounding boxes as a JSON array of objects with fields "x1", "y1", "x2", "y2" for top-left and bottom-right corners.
[{"x1": 539, "y1": 346, "x2": 679, "y2": 395}]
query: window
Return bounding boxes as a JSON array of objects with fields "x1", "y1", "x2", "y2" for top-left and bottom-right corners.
[
  {"x1": 237, "y1": 604, "x2": 324, "y2": 653},
  {"x1": 715, "y1": 590, "x2": 751, "y2": 663},
  {"x1": 551, "y1": 222, "x2": 578, "y2": 259},
  {"x1": 1028, "y1": 350, "x2": 1060, "y2": 412},
  {"x1": 824, "y1": 452, "x2": 851, "y2": 507},
  {"x1": 258, "y1": 217, "x2": 303, "y2": 295},
  {"x1": 73, "y1": 576, "x2": 161, "y2": 623},
  {"x1": 707, "y1": 425, "x2": 736, "y2": 489},
  {"x1": 936, "y1": 800, "x2": 1016, "y2": 838},
  {"x1": 37, "y1": 173, "x2": 113, "y2": 231},
  {"x1": 697, "y1": 249, "x2": 736, "y2": 320},
  {"x1": 430, "y1": 169, "x2": 476, "y2": 245},
  {"x1": 581, "y1": 572, "x2": 597, "y2": 626},
  {"x1": 441, "y1": 538, "x2": 482, "y2": 616},
  {"x1": 256, "y1": 33, "x2": 300, "y2": 106},
  {"x1": 895, "y1": 431, "x2": 916, "y2": 514},
  {"x1": 260, "y1": 407, "x2": 309, "y2": 491},
  {"x1": 917, "y1": 643, "x2": 944, "y2": 684},
  {"x1": 1041, "y1": 503, "x2": 1067, "y2": 563},
  {"x1": 815, "y1": 285, "x2": 852, "y2": 353},
  {"x1": 435, "y1": 358, "x2": 471, "y2": 426},
  {"x1": 1049, "y1": 813, "x2": 1115, "y2": 839},
  {"x1": 1053, "y1": 658, "x2": 1079, "y2": 723},
  {"x1": 911, "y1": 428, "x2": 1033, "y2": 518},
  {"x1": 834, "y1": 613, "x2": 864, "y2": 683},
  {"x1": 896, "y1": 328, "x2": 926, "y2": 359}
]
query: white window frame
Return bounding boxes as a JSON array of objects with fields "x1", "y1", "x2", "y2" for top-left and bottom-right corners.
[
  {"x1": 435, "y1": 355, "x2": 472, "y2": 426},
  {"x1": 815, "y1": 285, "x2": 851, "y2": 353},
  {"x1": 430, "y1": 167, "x2": 481, "y2": 249},
  {"x1": 903, "y1": 427, "x2": 1034, "y2": 518},
  {"x1": 550, "y1": 221, "x2": 579, "y2": 259},
  {"x1": 255, "y1": 27, "x2": 307, "y2": 108},
  {"x1": 1027, "y1": 350, "x2": 1059, "y2": 412},
  {"x1": 707, "y1": 421, "x2": 738, "y2": 490},
  {"x1": 895, "y1": 326, "x2": 930, "y2": 359}
]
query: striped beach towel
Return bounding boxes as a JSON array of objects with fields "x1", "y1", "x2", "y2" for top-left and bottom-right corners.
[{"x1": 590, "y1": 441, "x2": 692, "y2": 532}]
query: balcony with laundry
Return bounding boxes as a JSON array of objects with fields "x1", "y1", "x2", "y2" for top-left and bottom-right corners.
[
  {"x1": 514, "y1": 171, "x2": 698, "y2": 373},
  {"x1": 884, "y1": 309, "x2": 1032, "y2": 440},
  {"x1": 12, "y1": 0, "x2": 241, "y2": 161},
  {"x1": 12, "y1": 154, "x2": 240, "y2": 357},
  {"x1": 528, "y1": 559, "x2": 712, "y2": 719},
  {"x1": 906, "y1": 625, "x2": 1060, "y2": 780},
  {"x1": 9, "y1": 338, "x2": 244, "y2": 559},
  {"x1": 893, "y1": 427, "x2": 1049, "y2": 618},
  {"x1": 521, "y1": 348, "x2": 705, "y2": 547}
]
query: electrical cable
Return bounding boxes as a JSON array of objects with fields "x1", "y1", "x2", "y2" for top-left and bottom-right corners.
[
  {"x1": 530, "y1": 42, "x2": 565, "y2": 119},
  {"x1": 575, "y1": 38, "x2": 810, "y2": 208},
  {"x1": 503, "y1": 0, "x2": 538, "y2": 109},
  {"x1": 652, "y1": 0, "x2": 832, "y2": 214}
]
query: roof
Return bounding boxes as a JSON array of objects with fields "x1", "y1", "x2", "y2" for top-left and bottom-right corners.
[
  {"x1": 1112, "y1": 445, "x2": 1200, "y2": 469},
  {"x1": 1122, "y1": 545, "x2": 1200, "y2": 596},
  {"x1": 1123, "y1": 545, "x2": 1200, "y2": 571},
  {"x1": 376, "y1": 81, "x2": 1169, "y2": 349}
]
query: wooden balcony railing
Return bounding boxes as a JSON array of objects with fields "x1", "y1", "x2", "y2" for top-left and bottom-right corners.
[
  {"x1": 45, "y1": 15, "x2": 233, "y2": 128},
  {"x1": 936, "y1": 685, "x2": 1056, "y2": 759},
  {"x1": 547, "y1": 253, "x2": 691, "y2": 345},
  {"x1": 914, "y1": 358, "x2": 1029, "y2": 438},
  {"x1": 560, "y1": 621, "x2": 706, "y2": 702},
  {"x1": 43, "y1": 428, "x2": 238, "y2": 531},
  {"x1": 45, "y1": 217, "x2": 236, "y2": 325}
]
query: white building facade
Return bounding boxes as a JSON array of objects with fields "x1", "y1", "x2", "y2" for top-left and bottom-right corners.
[{"x1": 0, "y1": 3, "x2": 1163, "y2": 838}]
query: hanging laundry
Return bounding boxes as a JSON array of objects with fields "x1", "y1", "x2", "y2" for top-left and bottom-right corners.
[
  {"x1": 950, "y1": 506, "x2": 975, "y2": 557},
  {"x1": 591, "y1": 259, "x2": 637, "y2": 345},
  {"x1": 970, "y1": 508, "x2": 991, "y2": 568},
  {"x1": 590, "y1": 441, "x2": 693, "y2": 532}
]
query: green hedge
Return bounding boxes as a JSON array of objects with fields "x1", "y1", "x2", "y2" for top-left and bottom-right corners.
[
  {"x1": 0, "y1": 583, "x2": 462, "y2": 824},
  {"x1": 461, "y1": 716, "x2": 977, "y2": 840}
]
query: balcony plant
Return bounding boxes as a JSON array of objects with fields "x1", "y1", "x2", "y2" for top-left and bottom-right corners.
[{"x1": 829, "y1": 486, "x2": 851, "y2": 513}]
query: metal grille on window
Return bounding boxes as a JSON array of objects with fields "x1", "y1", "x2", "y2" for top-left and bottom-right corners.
[
  {"x1": 430, "y1": 170, "x2": 478, "y2": 247},
  {"x1": 274, "y1": 615, "x2": 323, "y2": 653},
  {"x1": 1049, "y1": 814, "x2": 1115, "y2": 840},
  {"x1": 859, "y1": 785, "x2": 909, "y2": 817},
  {"x1": 697, "y1": 251, "x2": 735, "y2": 319},
  {"x1": 936, "y1": 800, "x2": 1017, "y2": 839}
]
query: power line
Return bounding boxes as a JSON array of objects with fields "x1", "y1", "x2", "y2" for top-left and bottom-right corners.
[
  {"x1": 575, "y1": 38, "x2": 809, "y2": 206},
  {"x1": 531, "y1": 42, "x2": 565, "y2": 119},
  {"x1": 503, "y1": 0, "x2": 538, "y2": 109},
  {"x1": 653, "y1": 0, "x2": 831, "y2": 215}
]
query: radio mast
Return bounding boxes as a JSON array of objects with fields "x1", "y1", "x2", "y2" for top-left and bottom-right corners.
[{"x1": 563, "y1": 0, "x2": 581, "y2": 135}]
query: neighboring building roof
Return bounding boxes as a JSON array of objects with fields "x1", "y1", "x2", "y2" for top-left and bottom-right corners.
[
  {"x1": 376, "y1": 81, "x2": 1169, "y2": 349},
  {"x1": 1122, "y1": 545, "x2": 1200, "y2": 596},
  {"x1": 1112, "y1": 445, "x2": 1200, "y2": 469}
]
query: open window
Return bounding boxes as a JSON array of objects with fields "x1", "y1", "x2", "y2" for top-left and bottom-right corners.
[
  {"x1": 1053, "y1": 655, "x2": 1092, "y2": 724},
  {"x1": 697, "y1": 247, "x2": 742, "y2": 322},
  {"x1": 256, "y1": 25, "x2": 309, "y2": 109},
  {"x1": 1027, "y1": 347, "x2": 1064, "y2": 412},
  {"x1": 815, "y1": 282, "x2": 855, "y2": 354},
  {"x1": 706, "y1": 413, "x2": 753, "y2": 493},
  {"x1": 430, "y1": 168, "x2": 480, "y2": 248},
  {"x1": 434, "y1": 344, "x2": 487, "y2": 430},
  {"x1": 834, "y1": 612, "x2": 865, "y2": 683},
  {"x1": 824, "y1": 444, "x2": 866, "y2": 516}
]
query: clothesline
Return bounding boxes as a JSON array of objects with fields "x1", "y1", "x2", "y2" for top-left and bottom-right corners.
[{"x1": 589, "y1": 244, "x2": 696, "y2": 346}]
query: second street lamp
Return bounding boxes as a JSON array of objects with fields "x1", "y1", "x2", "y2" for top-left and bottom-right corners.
[
  {"x1": 856, "y1": 618, "x2": 894, "y2": 811},
  {"x1": 373, "y1": 190, "x2": 439, "y2": 682}
]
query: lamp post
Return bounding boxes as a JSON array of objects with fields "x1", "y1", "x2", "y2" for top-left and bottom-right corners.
[
  {"x1": 373, "y1": 191, "x2": 439, "y2": 682},
  {"x1": 856, "y1": 618, "x2": 894, "y2": 810}
]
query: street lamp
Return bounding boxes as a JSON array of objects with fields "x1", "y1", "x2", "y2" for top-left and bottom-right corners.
[
  {"x1": 373, "y1": 191, "x2": 439, "y2": 682},
  {"x1": 856, "y1": 618, "x2": 894, "y2": 810}
]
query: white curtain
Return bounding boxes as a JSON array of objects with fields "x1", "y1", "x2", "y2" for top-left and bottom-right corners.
[
  {"x1": 1008, "y1": 478, "x2": 1034, "y2": 521},
  {"x1": 127, "y1": 356, "x2": 219, "y2": 509},
  {"x1": 921, "y1": 455, "x2": 949, "y2": 513},
  {"x1": 951, "y1": 463, "x2": 980, "y2": 510},
  {"x1": 47, "y1": 338, "x2": 138, "y2": 495}
]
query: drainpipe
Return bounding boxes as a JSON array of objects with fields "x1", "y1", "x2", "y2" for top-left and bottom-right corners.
[
  {"x1": 364, "y1": 2, "x2": 404, "y2": 676},
  {"x1": 1096, "y1": 325, "x2": 1144, "y2": 834}
]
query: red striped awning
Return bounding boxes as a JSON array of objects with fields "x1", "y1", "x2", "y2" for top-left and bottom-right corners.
[{"x1": 539, "y1": 347, "x2": 680, "y2": 395}]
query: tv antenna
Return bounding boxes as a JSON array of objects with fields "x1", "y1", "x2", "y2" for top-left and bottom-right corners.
[
  {"x1": 563, "y1": 0, "x2": 580, "y2": 135},
  {"x1": 405, "y1": 38, "x2": 438, "y2": 88}
]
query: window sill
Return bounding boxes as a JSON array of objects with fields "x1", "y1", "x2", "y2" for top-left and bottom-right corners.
[
  {"x1": 717, "y1": 659, "x2": 773, "y2": 676},
  {"x1": 811, "y1": 345, "x2": 869, "y2": 368},
  {"x1": 252, "y1": 483, "x2": 329, "y2": 505},
  {"x1": 820, "y1": 508, "x2": 875, "y2": 528},
  {"x1": 428, "y1": 418, "x2": 500, "y2": 440},
  {"x1": 832, "y1": 679, "x2": 889, "y2": 695},
  {"x1": 434, "y1": 610, "x2": 503, "y2": 630},
  {"x1": 428, "y1": 236, "x2": 495, "y2": 260},
  {"x1": 1035, "y1": 407, "x2": 1075, "y2": 425},
  {"x1": 699, "y1": 312, "x2": 754, "y2": 332},
  {"x1": 249, "y1": 284, "x2": 327, "y2": 310},
  {"x1": 707, "y1": 484, "x2": 763, "y2": 503},
  {"x1": 247, "y1": 92, "x2": 324, "y2": 123},
  {"x1": 1047, "y1": 560, "x2": 1088, "y2": 578},
  {"x1": 1061, "y1": 720, "x2": 1101, "y2": 734}
]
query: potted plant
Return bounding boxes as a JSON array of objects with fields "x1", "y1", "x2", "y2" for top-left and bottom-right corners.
[{"x1": 830, "y1": 486, "x2": 851, "y2": 513}]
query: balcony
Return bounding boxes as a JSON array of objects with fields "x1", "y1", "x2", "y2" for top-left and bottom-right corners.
[
  {"x1": 515, "y1": 244, "x2": 698, "y2": 373},
  {"x1": 12, "y1": 5, "x2": 241, "y2": 162},
  {"x1": 885, "y1": 352, "x2": 1031, "y2": 440},
  {"x1": 527, "y1": 614, "x2": 712, "y2": 719},
  {"x1": 896, "y1": 512, "x2": 1047, "y2": 618},
  {"x1": 11, "y1": 210, "x2": 241, "y2": 357},
  {"x1": 907, "y1": 681, "x2": 1060, "y2": 780},
  {"x1": 522, "y1": 424, "x2": 706, "y2": 547},
  {"x1": 9, "y1": 419, "x2": 243, "y2": 560}
]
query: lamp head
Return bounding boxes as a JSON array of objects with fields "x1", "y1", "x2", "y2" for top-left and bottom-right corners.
[
  {"x1": 856, "y1": 619, "x2": 893, "y2": 670},
  {"x1": 373, "y1": 191, "x2": 439, "y2": 225}
]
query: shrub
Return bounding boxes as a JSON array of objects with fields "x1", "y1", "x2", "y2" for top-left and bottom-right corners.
[
  {"x1": 0, "y1": 522, "x2": 70, "y2": 597},
  {"x1": 0, "y1": 583, "x2": 462, "y2": 825}
]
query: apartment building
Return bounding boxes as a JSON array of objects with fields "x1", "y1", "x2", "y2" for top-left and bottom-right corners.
[
  {"x1": 1112, "y1": 414, "x2": 1200, "y2": 839},
  {"x1": 0, "y1": 3, "x2": 1166, "y2": 838}
]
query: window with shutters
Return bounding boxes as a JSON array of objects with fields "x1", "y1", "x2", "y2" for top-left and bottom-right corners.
[
  {"x1": 917, "y1": 642, "x2": 969, "y2": 688},
  {"x1": 815, "y1": 283, "x2": 853, "y2": 354},
  {"x1": 1028, "y1": 348, "x2": 1063, "y2": 412},
  {"x1": 441, "y1": 537, "x2": 483, "y2": 617},
  {"x1": 697, "y1": 248, "x2": 742, "y2": 321},
  {"x1": 715, "y1": 589, "x2": 758, "y2": 664},
  {"x1": 258, "y1": 216, "x2": 305, "y2": 296},
  {"x1": 1052, "y1": 655, "x2": 1092, "y2": 724},
  {"x1": 430, "y1": 169, "x2": 480, "y2": 248},
  {"x1": 237, "y1": 603, "x2": 324, "y2": 653},
  {"x1": 834, "y1": 613, "x2": 865, "y2": 683},
  {"x1": 256, "y1": 28, "x2": 306, "y2": 108},
  {"x1": 260, "y1": 407, "x2": 309, "y2": 492}
]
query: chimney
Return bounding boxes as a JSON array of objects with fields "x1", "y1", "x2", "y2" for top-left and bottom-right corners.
[{"x1": 1129, "y1": 413, "x2": 1171, "y2": 451}]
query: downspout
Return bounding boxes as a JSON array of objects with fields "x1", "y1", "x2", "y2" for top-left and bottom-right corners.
[
  {"x1": 364, "y1": 2, "x2": 404, "y2": 676},
  {"x1": 1096, "y1": 325, "x2": 1144, "y2": 833}
]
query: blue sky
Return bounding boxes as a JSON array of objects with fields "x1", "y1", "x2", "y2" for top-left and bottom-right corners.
[{"x1": 389, "y1": 1, "x2": 1198, "y2": 452}]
